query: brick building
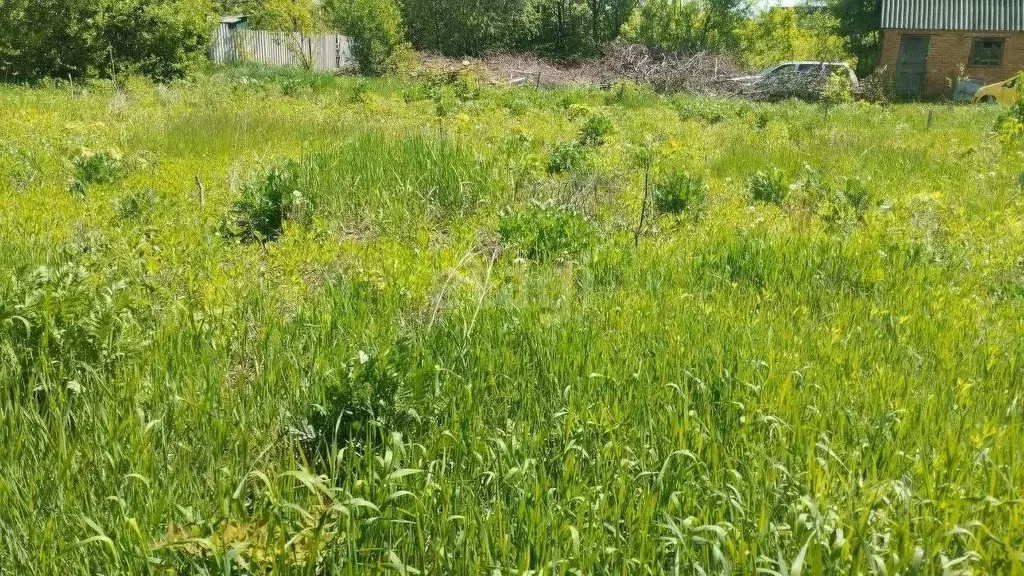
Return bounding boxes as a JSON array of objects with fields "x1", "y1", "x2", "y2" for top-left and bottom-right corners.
[{"x1": 879, "y1": 0, "x2": 1024, "y2": 98}]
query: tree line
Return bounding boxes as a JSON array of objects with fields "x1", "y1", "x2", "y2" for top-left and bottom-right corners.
[{"x1": 0, "y1": 0, "x2": 882, "y2": 82}]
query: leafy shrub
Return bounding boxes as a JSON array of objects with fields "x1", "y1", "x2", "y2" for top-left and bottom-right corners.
[
  {"x1": 547, "y1": 142, "x2": 590, "y2": 175},
  {"x1": 794, "y1": 169, "x2": 851, "y2": 227},
  {"x1": 226, "y1": 160, "x2": 309, "y2": 243},
  {"x1": 654, "y1": 170, "x2": 709, "y2": 217},
  {"x1": 0, "y1": 263, "x2": 146, "y2": 398},
  {"x1": 451, "y1": 69, "x2": 483, "y2": 102},
  {"x1": 70, "y1": 147, "x2": 124, "y2": 193},
  {"x1": 748, "y1": 168, "x2": 789, "y2": 205},
  {"x1": 401, "y1": 82, "x2": 430, "y2": 104},
  {"x1": 841, "y1": 177, "x2": 874, "y2": 216},
  {"x1": 115, "y1": 188, "x2": 158, "y2": 221},
  {"x1": 997, "y1": 83, "x2": 1024, "y2": 147},
  {"x1": 821, "y1": 69, "x2": 854, "y2": 111},
  {"x1": 498, "y1": 201, "x2": 595, "y2": 262},
  {"x1": 788, "y1": 168, "x2": 875, "y2": 228},
  {"x1": 323, "y1": 0, "x2": 413, "y2": 75},
  {"x1": 578, "y1": 114, "x2": 614, "y2": 147},
  {"x1": 299, "y1": 342, "x2": 416, "y2": 455}
]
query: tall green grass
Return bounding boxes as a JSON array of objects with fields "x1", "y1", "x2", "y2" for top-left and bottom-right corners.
[{"x1": 0, "y1": 68, "x2": 1022, "y2": 574}]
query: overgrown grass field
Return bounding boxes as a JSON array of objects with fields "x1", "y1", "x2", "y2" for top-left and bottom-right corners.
[{"x1": 1, "y1": 66, "x2": 1023, "y2": 574}]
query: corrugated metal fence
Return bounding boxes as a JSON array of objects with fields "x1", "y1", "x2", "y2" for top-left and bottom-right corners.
[
  {"x1": 210, "y1": 25, "x2": 354, "y2": 71},
  {"x1": 882, "y1": 0, "x2": 1024, "y2": 31}
]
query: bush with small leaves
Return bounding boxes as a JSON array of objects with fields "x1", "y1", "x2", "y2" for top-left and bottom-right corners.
[
  {"x1": 858, "y1": 66, "x2": 897, "y2": 104},
  {"x1": 997, "y1": 82, "x2": 1024, "y2": 147},
  {"x1": 299, "y1": 340, "x2": 416, "y2": 456},
  {"x1": 498, "y1": 201, "x2": 595, "y2": 262},
  {"x1": 842, "y1": 177, "x2": 874, "y2": 217},
  {"x1": 323, "y1": 0, "x2": 413, "y2": 75},
  {"x1": 654, "y1": 170, "x2": 709, "y2": 217},
  {"x1": 0, "y1": 263, "x2": 147, "y2": 399},
  {"x1": 452, "y1": 69, "x2": 483, "y2": 102},
  {"x1": 578, "y1": 114, "x2": 614, "y2": 147},
  {"x1": 115, "y1": 188, "x2": 158, "y2": 222},
  {"x1": 822, "y1": 69, "x2": 854, "y2": 113},
  {"x1": 70, "y1": 147, "x2": 124, "y2": 193},
  {"x1": 547, "y1": 142, "x2": 590, "y2": 175},
  {"x1": 748, "y1": 168, "x2": 789, "y2": 205},
  {"x1": 226, "y1": 160, "x2": 309, "y2": 243}
]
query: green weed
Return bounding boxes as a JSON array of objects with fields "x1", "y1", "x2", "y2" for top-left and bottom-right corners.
[
  {"x1": 498, "y1": 200, "x2": 595, "y2": 262},
  {"x1": 547, "y1": 141, "x2": 591, "y2": 174},
  {"x1": 748, "y1": 167, "x2": 789, "y2": 204},
  {"x1": 225, "y1": 159, "x2": 308, "y2": 242},
  {"x1": 578, "y1": 114, "x2": 614, "y2": 146},
  {"x1": 653, "y1": 169, "x2": 709, "y2": 217}
]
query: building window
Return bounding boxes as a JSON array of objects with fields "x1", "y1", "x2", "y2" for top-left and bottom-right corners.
[{"x1": 970, "y1": 38, "x2": 1005, "y2": 67}]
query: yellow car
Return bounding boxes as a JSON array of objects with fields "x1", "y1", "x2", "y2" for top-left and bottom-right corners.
[{"x1": 975, "y1": 74, "x2": 1022, "y2": 104}]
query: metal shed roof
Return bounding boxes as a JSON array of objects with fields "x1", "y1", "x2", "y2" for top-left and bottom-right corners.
[{"x1": 882, "y1": 0, "x2": 1024, "y2": 31}]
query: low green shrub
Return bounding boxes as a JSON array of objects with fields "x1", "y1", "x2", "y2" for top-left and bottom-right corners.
[
  {"x1": 654, "y1": 170, "x2": 709, "y2": 217},
  {"x1": 0, "y1": 263, "x2": 146, "y2": 399},
  {"x1": 115, "y1": 188, "x2": 158, "y2": 222},
  {"x1": 300, "y1": 342, "x2": 416, "y2": 456},
  {"x1": 498, "y1": 201, "x2": 595, "y2": 262},
  {"x1": 578, "y1": 114, "x2": 614, "y2": 147},
  {"x1": 841, "y1": 177, "x2": 874, "y2": 216},
  {"x1": 451, "y1": 69, "x2": 483, "y2": 102},
  {"x1": 547, "y1": 142, "x2": 590, "y2": 174},
  {"x1": 822, "y1": 69, "x2": 855, "y2": 112},
  {"x1": 70, "y1": 147, "x2": 124, "y2": 193},
  {"x1": 226, "y1": 160, "x2": 309, "y2": 243},
  {"x1": 748, "y1": 168, "x2": 789, "y2": 205}
]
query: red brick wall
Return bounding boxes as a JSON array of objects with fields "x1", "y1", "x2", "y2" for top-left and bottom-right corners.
[{"x1": 880, "y1": 29, "x2": 1024, "y2": 97}]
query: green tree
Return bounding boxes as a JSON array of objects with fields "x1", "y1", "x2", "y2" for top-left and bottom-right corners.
[
  {"x1": 218, "y1": 0, "x2": 322, "y2": 33},
  {"x1": 828, "y1": 0, "x2": 882, "y2": 77},
  {"x1": 535, "y1": 0, "x2": 593, "y2": 57},
  {"x1": 398, "y1": 0, "x2": 635, "y2": 59},
  {"x1": 0, "y1": 0, "x2": 215, "y2": 81},
  {"x1": 1, "y1": 0, "x2": 102, "y2": 80},
  {"x1": 323, "y1": 0, "x2": 411, "y2": 74},
  {"x1": 738, "y1": 7, "x2": 849, "y2": 69},
  {"x1": 102, "y1": 0, "x2": 218, "y2": 80},
  {"x1": 401, "y1": 0, "x2": 538, "y2": 55},
  {"x1": 534, "y1": 0, "x2": 636, "y2": 57},
  {"x1": 621, "y1": 0, "x2": 751, "y2": 54}
]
